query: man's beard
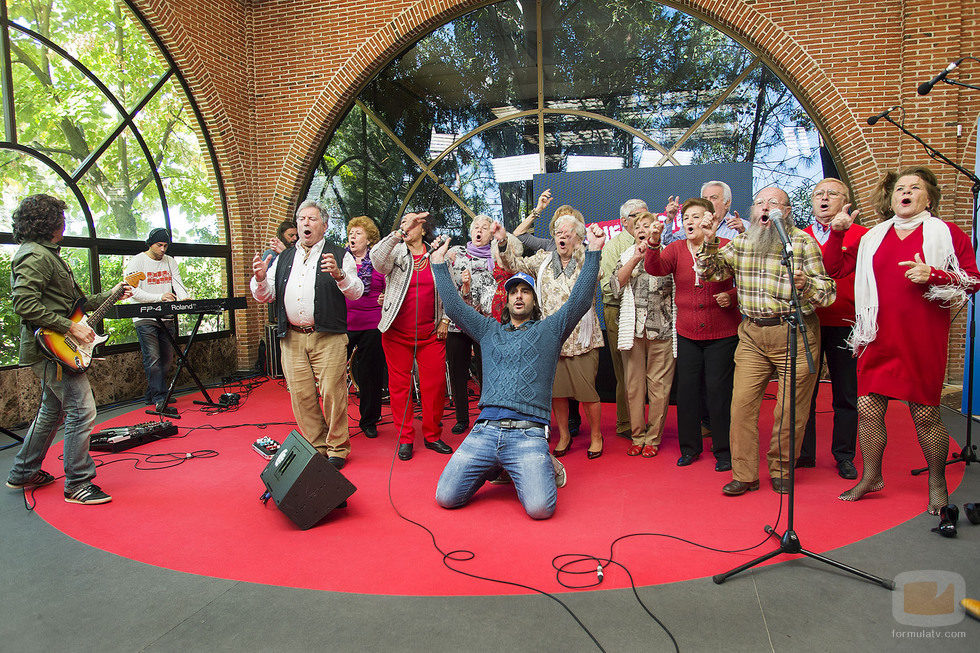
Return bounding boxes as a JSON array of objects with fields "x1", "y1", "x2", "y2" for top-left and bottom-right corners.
[{"x1": 744, "y1": 214, "x2": 787, "y2": 254}]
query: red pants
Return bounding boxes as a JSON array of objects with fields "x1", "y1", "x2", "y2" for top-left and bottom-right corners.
[{"x1": 382, "y1": 328, "x2": 446, "y2": 444}]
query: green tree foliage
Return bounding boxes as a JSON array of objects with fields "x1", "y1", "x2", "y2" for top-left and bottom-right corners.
[{"x1": 1, "y1": 0, "x2": 227, "y2": 367}]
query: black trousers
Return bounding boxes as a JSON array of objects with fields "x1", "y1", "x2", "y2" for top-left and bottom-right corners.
[
  {"x1": 347, "y1": 328, "x2": 387, "y2": 428},
  {"x1": 446, "y1": 331, "x2": 482, "y2": 424},
  {"x1": 675, "y1": 334, "x2": 737, "y2": 461},
  {"x1": 801, "y1": 325, "x2": 858, "y2": 463}
]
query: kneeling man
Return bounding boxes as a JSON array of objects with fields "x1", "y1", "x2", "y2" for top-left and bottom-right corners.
[{"x1": 430, "y1": 223, "x2": 604, "y2": 519}]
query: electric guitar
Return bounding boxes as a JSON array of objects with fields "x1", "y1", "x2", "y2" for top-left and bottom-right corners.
[{"x1": 35, "y1": 272, "x2": 145, "y2": 373}]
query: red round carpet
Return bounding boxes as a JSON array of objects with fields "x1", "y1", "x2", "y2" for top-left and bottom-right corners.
[{"x1": 30, "y1": 379, "x2": 962, "y2": 596}]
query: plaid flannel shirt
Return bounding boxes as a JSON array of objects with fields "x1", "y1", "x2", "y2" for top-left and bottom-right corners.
[{"x1": 695, "y1": 230, "x2": 836, "y2": 318}]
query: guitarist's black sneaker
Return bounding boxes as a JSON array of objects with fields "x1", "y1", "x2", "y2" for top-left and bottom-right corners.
[
  {"x1": 6, "y1": 469, "x2": 56, "y2": 489},
  {"x1": 65, "y1": 483, "x2": 112, "y2": 505}
]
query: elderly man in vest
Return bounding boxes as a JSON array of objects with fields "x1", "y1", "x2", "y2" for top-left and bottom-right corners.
[{"x1": 251, "y1": 200, "x2": 363, "y2": 469}]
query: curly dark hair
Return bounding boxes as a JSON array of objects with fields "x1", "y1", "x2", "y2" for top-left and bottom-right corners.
[
  {"x1": 872, "y1": 166, "x2": 941, "y2": 219},
  {"x1": 12, "y1": 194, "x2": 67, "y2": 243}
]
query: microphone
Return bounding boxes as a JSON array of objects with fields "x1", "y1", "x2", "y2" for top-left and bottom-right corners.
[
  {"x1": 422, "y1": 235, "x2": 449, "y2": 260},
  {"x1": 866, "y1": 106, "x2": 899, "y2": 126},
  {"x1": 917, "y1": 59, "x2": 964, "y2": 96},
  {"x1": 769, "y1": 209, "x2": 793, "y2": 255}
]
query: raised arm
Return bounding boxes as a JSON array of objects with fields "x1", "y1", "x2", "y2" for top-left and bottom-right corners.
[{"x1": 430, "y1": 238, "x2": 492, "y2": 341}]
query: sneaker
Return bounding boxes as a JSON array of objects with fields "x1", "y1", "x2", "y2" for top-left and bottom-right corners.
[
  {"x1": 64, "y1": 483, "x2": 112, "y2": 505},
  {"x1": 552, "y1": 456, "x2": 567, "y2": 489},
  {"x1": 6, "y1": 470, "x2": 56, "y2": 489},
  {"x1": 489, "y1": 469, "x2": 512, "y2": 485}
]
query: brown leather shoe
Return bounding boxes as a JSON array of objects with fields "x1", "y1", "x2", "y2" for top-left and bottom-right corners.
[
  {"x1": 722, "y1": 479, "x2": 760, "y2": 496},
  {"x1": 770, "y1": 477, "x2": 790, "y2": 494}
]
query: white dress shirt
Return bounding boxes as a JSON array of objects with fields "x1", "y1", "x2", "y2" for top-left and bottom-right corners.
[{"x1": 250, "y1": 239, "x2": 363, "y2": 327}]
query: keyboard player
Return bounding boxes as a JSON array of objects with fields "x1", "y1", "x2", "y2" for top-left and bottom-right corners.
[{"x1": 124, "y1": 228, "x2": 190, "y2": 410}]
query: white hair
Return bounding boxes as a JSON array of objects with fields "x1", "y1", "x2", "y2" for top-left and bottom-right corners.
[
  {"x1": 470, "y1": 214, "x2": 494, "y2": 236},
  {"x1": 295, "y1": 199, "x2": 328, "y2": 223},
  {"x1": 553, "y1": 214, "x2": 586, "y2": 240},
  {"x1": 620, "y1": 199, "x2": 648, "y2": 220},
  {"x1": 700, "y1": 181, "x2": 732, "y2": 204}
]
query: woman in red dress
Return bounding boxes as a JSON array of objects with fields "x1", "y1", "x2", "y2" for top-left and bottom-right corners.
[{"x1": 824, "y1": 166, "x2": 980, "y2": 514}]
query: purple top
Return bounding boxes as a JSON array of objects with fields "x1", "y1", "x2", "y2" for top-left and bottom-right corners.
[{"x1": 346, "y1": 262, "x2": 386, "y2": 331}]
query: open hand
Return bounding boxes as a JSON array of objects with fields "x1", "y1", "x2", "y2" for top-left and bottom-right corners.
[{"x1": 252, "y1": 252, "x2": 273, "y2": 282}]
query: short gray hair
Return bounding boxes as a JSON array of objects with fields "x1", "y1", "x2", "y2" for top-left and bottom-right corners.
[
  {"x1": 470, "y1": 214, "x2": 494, "y2": 236},
  {"x1": 553, "y1": 214, "x2": 586, "y2": 240},
  {"x1": 620, "y1": 199, "x2": 648, "y2": 221},
  {"x1": 295, "y1": 199, "x2": 328, "y2": 223},
  {"x1": 701, "y1": 181, "x2": 732, "y2": 204}
]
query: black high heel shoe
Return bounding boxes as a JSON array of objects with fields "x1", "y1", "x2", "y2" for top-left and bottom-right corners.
[
  {"x1": 931, "y1": 505, "x2": 959, "y2": 538},
  {"x1": 964, "y1": 502, "x2": 980, "y2": 525}
]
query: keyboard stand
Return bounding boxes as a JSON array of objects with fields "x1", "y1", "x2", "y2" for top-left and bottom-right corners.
[{"x1": 145, "y1": 311, "x2": 222, "y2": 418}]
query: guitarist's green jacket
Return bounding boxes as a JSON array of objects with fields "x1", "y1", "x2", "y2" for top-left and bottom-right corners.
[{"x1": 10, "y1": 239, "x2": 113, "y2": 366}]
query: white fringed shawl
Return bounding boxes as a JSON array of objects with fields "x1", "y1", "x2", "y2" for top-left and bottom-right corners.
[{"x1": 850, "y1": 210, "x2": 977, "y2": 353}]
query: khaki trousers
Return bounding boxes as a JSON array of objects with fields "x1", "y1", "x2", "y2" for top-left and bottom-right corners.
[
  {"x1": 623, "y1": 336, "x2": 675, "y2": 446},
  {"x1": 730, "y1": 314, "x2": 820, "y2": 482},
  {"x1": 280, "y1": 330, "x2": 351, "y2": 458},
  {"x1": 603, "y1": 303, "x2": 631, "y2": 434}
]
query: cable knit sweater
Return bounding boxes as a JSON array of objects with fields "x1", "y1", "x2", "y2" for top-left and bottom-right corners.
[{"x1": 432, "y1": 251, "x2": 600, "y2": 423}]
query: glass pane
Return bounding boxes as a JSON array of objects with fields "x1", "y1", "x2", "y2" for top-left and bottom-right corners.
[
  {"x1": 132, "y1": 77, "x2": 221, "y2": 244},
  {"x1": 7, "y1": 0, "x2": 168, "y2": 109},
  {"x1": 175, "y1": 256, "x2": 229, "y2": 335},
  {"x1": 307, "y1": 105, "x2": 416, "y2": 235},
  {"x1": 10, "y1": 29, "x2": 124, "y2": 176},
  {"x1": 363, "y1": 0, "x2": 537, "y2": 143},
  {"x1": 0, "y1": 148, "x2": 88, "y2": 236},
  {"x1": 99, "y1": 253, "x2": 137, "y2": 345},
  {"x1": 0, "y1": 244, "x2": 20, "y2": 367},
  {"x1": 79, "y1": 125, "x2": 156, "y2": 239}
]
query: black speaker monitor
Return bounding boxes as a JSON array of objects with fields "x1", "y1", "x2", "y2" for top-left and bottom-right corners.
[{"x1": 260, "y1": 430, "x2": 356, "y2": 529}]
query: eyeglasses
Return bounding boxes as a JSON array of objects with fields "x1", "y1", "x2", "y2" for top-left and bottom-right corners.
[
  {"x1": 812, "y1": 190, "x2": 844, "y2": 199},
  {"x1": 752, "y1": 199, "x2": 789, "y2": 208}
]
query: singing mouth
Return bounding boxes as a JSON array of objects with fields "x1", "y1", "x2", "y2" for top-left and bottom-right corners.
[
  {"x1": 686, "y1": 225, "x2": 696, "y2": 234},
  {"x1": 819, "y1": 202, "x2": 829, "y2": 211},
  {"x1": 558, "y1": 239, "x2": 567, "y2": 248},
  {"x1": 901, "y1": 198, "x2": 912, "y2": 206},
  {"x1": 303, "y1": 228, "x2": 313, "y2": 237},
  {"x1": 760, "y1": 213, "x2": 771, "y2": 224}
]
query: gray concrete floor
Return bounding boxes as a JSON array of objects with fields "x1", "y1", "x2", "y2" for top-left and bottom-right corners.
[{"x1": 1, "y1": 396, "x2": 977, "y2": 652}]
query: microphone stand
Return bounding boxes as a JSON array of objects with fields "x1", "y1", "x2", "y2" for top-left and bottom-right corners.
[
  {"x1": 714, "y1": 233, "x2": 893, "y2": 589},
  {"x1": 878, "y1": 114, "x2": 980, "y2": 472}
]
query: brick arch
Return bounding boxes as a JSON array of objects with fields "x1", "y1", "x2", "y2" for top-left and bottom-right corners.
[{"x1": 278, "y1": 0, "x2": 881, "y2": 220}]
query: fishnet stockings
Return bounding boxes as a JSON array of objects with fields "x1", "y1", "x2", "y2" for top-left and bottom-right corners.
[
  {"x1": 838, "y1": 394, "x2": 950, "y2": 514},
  {"x1": 839, "y1": 394, "x2": 887, "y2": 502},
  {"x1": 908, "y1": 402, "x2": 950, "y2": 514}
]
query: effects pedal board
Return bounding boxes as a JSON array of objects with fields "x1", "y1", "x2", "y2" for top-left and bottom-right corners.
[
  {"x1": 90, "y1": 420, "x2": 178, "y2": 452},
  {"x1": 253, "y1": 436, "x2": 281, "y2": 459}
]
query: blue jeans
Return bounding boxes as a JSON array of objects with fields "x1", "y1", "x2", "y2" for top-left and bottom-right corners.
[
  {"x1": 136, "y1": 320, "x2": 176, "y2": 404},
  {"x1": 8, "y1": 360, "x2": 97, "y2": 489},
  {"x1": 436, "y1": 421, "x2": 557, "y2": 519}
]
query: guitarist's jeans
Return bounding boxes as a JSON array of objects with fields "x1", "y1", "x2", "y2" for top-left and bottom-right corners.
[
  {"x1": 7, "y1": 360, "x2": 97, "y2": 489},
  {"x1": 136, "y1": 320, "x2": 176, "y2": 405}
]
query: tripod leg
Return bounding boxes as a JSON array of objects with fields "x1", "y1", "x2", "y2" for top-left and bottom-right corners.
[
  {"x1": 799, "y1": 549, "x2": 895, "y2": 589},
  {"x1": 712, "y1": 547, "x2": 783, "y2": 584}
]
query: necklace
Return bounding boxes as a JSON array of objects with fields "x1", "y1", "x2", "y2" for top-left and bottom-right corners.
[
  {"x1": 686, "y1": 239, "x2": 703, "y2": 287},
  {"x1": 413, "y1": 253, "x2": 429, "y2": 271}
]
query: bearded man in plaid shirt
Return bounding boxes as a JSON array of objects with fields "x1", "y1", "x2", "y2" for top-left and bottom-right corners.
[{"x1": 694, "y1": 186, "x2": 836, "y2": 496}]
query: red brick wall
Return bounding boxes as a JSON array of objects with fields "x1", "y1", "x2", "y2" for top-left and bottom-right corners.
[{"x1": 133, "y1": 0, "x2": 980, "y2": 381}]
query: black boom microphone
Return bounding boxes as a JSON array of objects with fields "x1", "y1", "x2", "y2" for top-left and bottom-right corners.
[
  {"x1": 866, "y1": 106, "x2": 899, "y2": 126},
  {"x1": 917, "y1": 59, "x2": 964, "y2": 96}
]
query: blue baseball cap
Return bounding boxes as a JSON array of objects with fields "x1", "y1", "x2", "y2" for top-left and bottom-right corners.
[{"x1": 504, "y1": 272, "x2": 535, "y2": 292}]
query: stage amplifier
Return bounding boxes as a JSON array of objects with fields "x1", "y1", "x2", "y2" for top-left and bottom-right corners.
[
  {"x1": 90, "y1": 420, "x2": 178, "y2": 452},
  {"x1": 260, "y1": 430, "x2": 356, "y2": 529}
]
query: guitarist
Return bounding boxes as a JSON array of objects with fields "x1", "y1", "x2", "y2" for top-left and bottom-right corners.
[
  {"x1": 6, "y1": 194, "x2": 132, "y2": 505},
  {"x1": 124, "y1": 228, "x2": 190, "y2": 410}
]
